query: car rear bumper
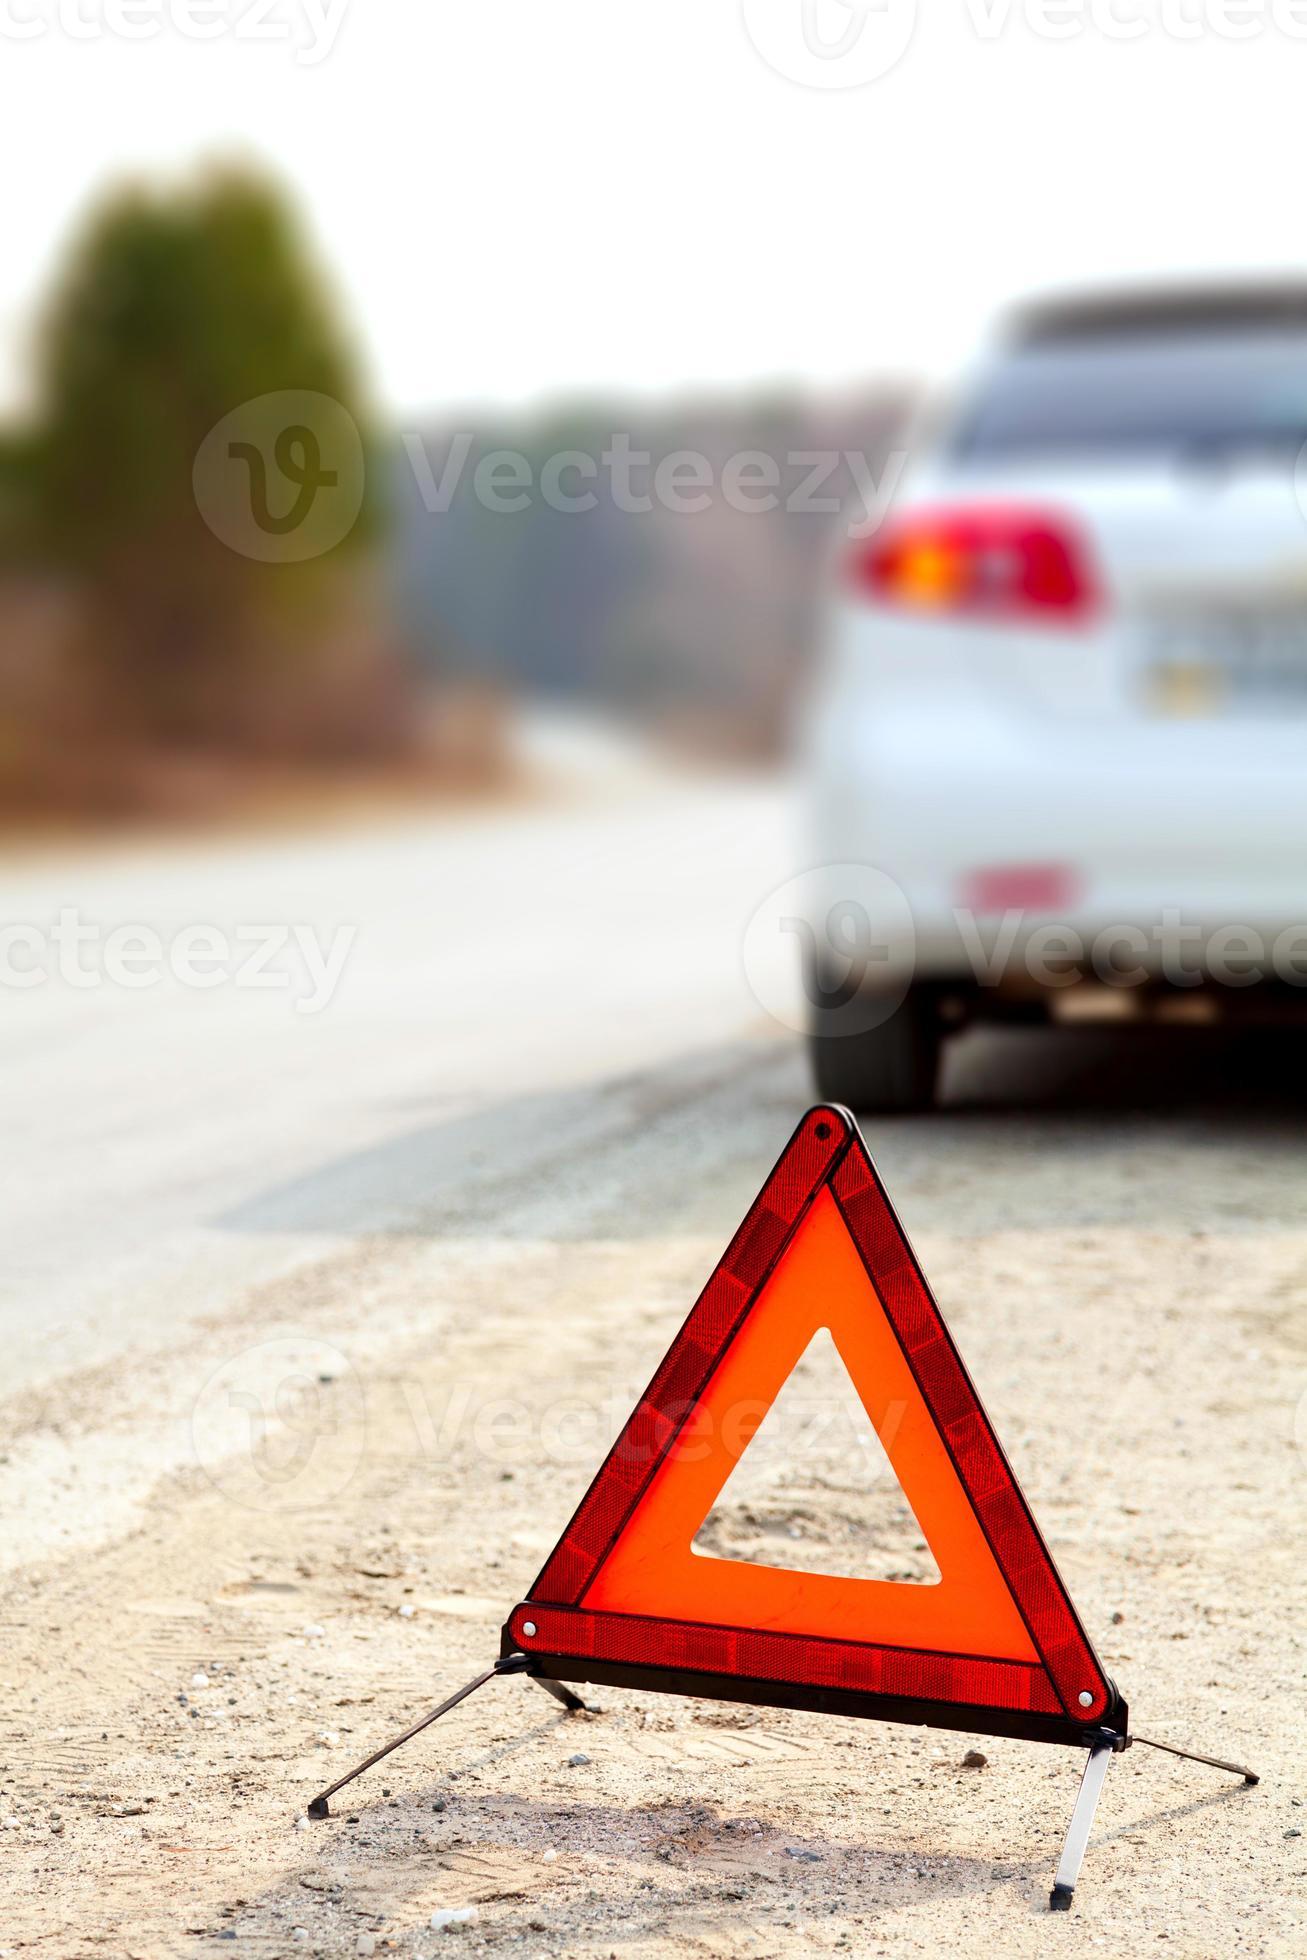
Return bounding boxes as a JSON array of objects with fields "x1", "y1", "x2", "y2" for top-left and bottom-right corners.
[{"x1": 807, "y1": 685, "x2": 1307, "y2": 986}]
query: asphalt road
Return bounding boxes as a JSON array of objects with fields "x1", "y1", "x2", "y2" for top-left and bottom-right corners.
[{"x1": 2, "y1": 755, "x2": 1304, "y2": 1956}]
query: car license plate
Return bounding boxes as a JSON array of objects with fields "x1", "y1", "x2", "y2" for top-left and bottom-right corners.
[{"x1": 1141, "y1": 610, "x2": 1307, "y2": 715}]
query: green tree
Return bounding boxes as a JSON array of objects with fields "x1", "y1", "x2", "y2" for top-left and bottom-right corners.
[{"x1": 28, "y1": 163, "x2": 376, "y2": 744}]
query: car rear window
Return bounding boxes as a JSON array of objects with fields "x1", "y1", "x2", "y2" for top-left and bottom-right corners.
[{"x1": 951, "y1": 332, "x2": 1307, "y2": 461}]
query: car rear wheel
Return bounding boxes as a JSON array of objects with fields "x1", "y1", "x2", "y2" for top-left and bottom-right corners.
[{"x1": 807, "y1": 988, "x2": 942, "y2": 1114}]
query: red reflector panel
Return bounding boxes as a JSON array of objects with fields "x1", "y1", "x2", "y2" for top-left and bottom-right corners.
[
  {"x1": 959, "y1": 864, "x2": 1084, "y2": 915},
  {"x1": 508, "y1": 1604, "x2": 1064, "y2": 1715},
  {"x1": 514, "y1": 1106, "x2": 1114, "y2": 1731}
]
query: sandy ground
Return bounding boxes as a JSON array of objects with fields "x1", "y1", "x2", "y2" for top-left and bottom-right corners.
[{"x1": 2, "y1": 769, "x2": 1305, "y2": 1959}]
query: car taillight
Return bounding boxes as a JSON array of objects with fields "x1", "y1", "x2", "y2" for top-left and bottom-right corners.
[{"x1": 849, "y1": 506, "x2": 1098, "y2": 625}]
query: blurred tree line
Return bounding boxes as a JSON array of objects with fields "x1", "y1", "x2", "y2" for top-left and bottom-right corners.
[
  {"x1": 0, "y1": 165, "x2": 418, "y2": 815},
  {"x1": 0, "y1": 160, "x2": 912, "y2": 815}
]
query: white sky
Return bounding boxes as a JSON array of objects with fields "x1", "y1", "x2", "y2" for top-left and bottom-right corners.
[{"x1": 3, "y1": 1, "x2": 1305, "y2": 417}]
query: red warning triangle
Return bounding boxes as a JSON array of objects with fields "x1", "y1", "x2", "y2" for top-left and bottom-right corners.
[{"x1": 504, "y1": 1106, "x2": 1118, "y2": 1744}]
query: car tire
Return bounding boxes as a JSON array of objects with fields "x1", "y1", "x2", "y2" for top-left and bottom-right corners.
[{"x1": 807, "y1": 989, "x2": 942, "y2": 1113}]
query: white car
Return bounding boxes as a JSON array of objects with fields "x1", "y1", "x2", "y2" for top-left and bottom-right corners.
[{"x1": 805, "y1": 283, "x2": 1307, "y2": 1110}]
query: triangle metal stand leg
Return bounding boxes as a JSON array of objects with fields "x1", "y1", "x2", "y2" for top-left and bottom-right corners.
[
  {"x1": 532, "y1": 1674, "x2": 590, "y2": 1713},
  {"x1": 1046, "y1": 1724, "x2": 1259, "y2": 1909},
  {"x1": 1050, "y1": 1736, "x2": 1114, "y2": 1911},
  {"x1": 305, "y1": 1654, "x2": 591, "y2": 1819}
]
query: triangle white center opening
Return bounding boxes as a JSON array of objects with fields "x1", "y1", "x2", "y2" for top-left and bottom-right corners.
[{"x1": 691, "y1": 1327, "x2": 941, "y2": 1584}]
